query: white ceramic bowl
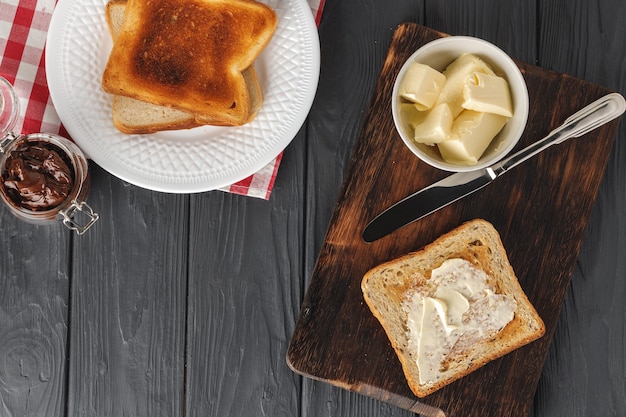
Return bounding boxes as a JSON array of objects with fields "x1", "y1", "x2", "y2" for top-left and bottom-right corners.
[{"x1": 392, "y1": 36, "x2": 529, "y2": 172}]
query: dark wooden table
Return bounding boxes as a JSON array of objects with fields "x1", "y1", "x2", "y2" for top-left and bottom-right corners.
[{"x1": 1, "y1": 1, "x2": 625, "y2": 417}]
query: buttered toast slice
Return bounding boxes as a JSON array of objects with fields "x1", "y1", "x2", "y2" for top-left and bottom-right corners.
[
  {"x1": 102, "y1": 0, "x2": 276, "y2": 127},
  {"x1": 361, "y1": 219, "x2": 545, "y2": 398}
]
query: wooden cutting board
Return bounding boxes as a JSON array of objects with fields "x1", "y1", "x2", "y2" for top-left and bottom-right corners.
[{"x1": 287, "y1": 23, "x2": 623, "y2": 417}]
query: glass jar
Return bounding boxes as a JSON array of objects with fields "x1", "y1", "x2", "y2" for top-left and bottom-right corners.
[{"x1": 0, "y1": 76, "x2": 98, "y2": 234}]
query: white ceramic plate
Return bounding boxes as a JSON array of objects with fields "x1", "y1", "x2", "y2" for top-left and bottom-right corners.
[{"x1": 46, "y1": 0, "x2": 320, "y2": 193}]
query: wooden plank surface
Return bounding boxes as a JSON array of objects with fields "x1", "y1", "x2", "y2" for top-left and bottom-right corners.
[
  {"x1": 0, "y1": 222, "x2": 69, "y2": 417},
  {"x1": 533, "y1": 1, "x2": 626, "y2": 416},
  {"x1": 1, "y1": 1, "x2": 625, "y2": 417},
  {"x1": 184, "y1": 139, "x2": 305, "y2": 417},
  {"x1": 288, "y1": 22, "x2": 622, "y2": 417},
  {"x1": 67, "y1": 167, "x2": 188, "y2": 417}
]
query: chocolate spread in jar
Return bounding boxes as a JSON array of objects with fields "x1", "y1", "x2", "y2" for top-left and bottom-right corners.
[{"x1": 1, "y1": 140, "x2": 75, "y2": 211}]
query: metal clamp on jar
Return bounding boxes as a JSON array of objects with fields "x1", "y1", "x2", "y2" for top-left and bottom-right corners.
[{"x1": 0, "y1": 76, "x2": 99, "y2": 235}]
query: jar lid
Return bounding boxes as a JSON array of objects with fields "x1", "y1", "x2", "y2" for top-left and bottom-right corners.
[{"x1": 0, "y1": 76, "x2": 20, "y2": 139}]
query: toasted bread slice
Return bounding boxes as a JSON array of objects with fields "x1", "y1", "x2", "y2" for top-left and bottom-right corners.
[
  {"x1": 102, "y1": 0, "x2": 276, "y2": 126},
  {"x1": 110, "y1": 95, "x2": 204, "y2": 134},
  {"x1": 361, "y1": 219, "x2": 545, "y2": 398},
  {"x1": 105, "y1": 0, "x2": 203, "y2": 133},
  {"x1": 105, "y1": 0, "x2": 125, "y2": 35}
]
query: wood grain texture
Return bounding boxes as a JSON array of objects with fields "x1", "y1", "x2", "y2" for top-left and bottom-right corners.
[
  {"x1": 425, "y1": 0, "x2": 536, "y2": 64},
  {"x1": 1, "y1": 0, "x2": 625, "y2": 417},
  {"x1": 184, "y1": 130, "x2": 306, "y2": 417},
  {"x1": 288, "y1": 22, "x2": 622, "y2": 417},
  {"x1": 66, "y1": 166, "x2": 188, "y2": 417},
  {"x1": 0, "y1": 218, "x2": 69, "y2": 417},
  {"x1": 532, "y1": 0, "x2": 626, "y2": 416}
]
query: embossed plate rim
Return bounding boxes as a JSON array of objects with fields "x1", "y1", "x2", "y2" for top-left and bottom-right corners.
[{"x1": 45, "y1": 0, "x2": 320, "y2": 193}]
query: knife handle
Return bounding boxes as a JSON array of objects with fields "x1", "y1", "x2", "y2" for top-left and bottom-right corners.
[
  {"x1": 552, "y1": 93, "x2": 626, "y2": 143},
  {"x1": 494, "y1": 93, "x2": 625, "y2": 174}
]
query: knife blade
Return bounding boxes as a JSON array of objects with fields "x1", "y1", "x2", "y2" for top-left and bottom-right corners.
[{"x1": 362, "y1": 93, "x2": 626, "y2": 243}]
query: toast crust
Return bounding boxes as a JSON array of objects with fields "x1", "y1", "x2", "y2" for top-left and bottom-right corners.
[
  {"x1": 361, "y1": 219, "x2": 545, "y2": 398},
  {"x1": 102, "y1": 0, "x2": 276, "y2": 126}
]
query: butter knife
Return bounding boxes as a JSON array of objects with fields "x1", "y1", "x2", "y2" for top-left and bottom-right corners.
[{"x1": 362, "y1": 93, "x2": 626, "y2": 243}]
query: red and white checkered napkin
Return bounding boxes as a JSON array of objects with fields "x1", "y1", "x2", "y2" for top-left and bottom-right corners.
[{"x1": 0, "y1": 0, "x2": 325, "y2": 200}]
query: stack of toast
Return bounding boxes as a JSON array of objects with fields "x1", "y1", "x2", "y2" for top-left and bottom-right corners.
[{"x1": 102, "y1": 0, "x2": 277, "y2": 134}]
